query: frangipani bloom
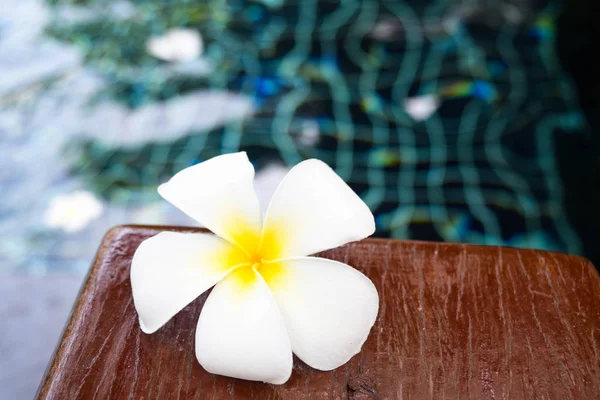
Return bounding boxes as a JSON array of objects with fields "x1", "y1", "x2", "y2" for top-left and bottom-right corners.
[{"x1": 131, "y1": 152, "x2": 379, "y2": 384}]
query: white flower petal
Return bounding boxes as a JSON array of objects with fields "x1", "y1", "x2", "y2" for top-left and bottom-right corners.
[
  {"x1": 259, "y1": 159, "x2": 375, "y2": 259},
  {"x1": 158, "y1": 152, "x2": 262, "y2": 252},
  {"x1": 195, "y1": 267, "x2": 293, "y2": 384},
  {"x1": 131, "y1": 232, "x2": 247, "y2": 334},
  {"x1": 260, "y1": 257, "x2": 379, "y2": 371}
]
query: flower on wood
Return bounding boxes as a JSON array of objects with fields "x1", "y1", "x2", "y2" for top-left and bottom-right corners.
[{"x1": 131, "y1": 152, "x2": 379, "y2": 384}]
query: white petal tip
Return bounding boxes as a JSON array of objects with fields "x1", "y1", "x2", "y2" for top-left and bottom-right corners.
[
  {"x1": 267, "y1": 372, "x2": 292, "y2": 385},
  {"x1": 139, "y1": 318, "x2": 157, "y2": 334},
  {"x1": 196, "y1": 358, "x2": 292, "y2": 385},
  {"x1": 367, "y1": 215, "x2": 376, "y2": 235},
  {"x1": 304, "y1": 315, "x2": 377, "y2": 371},
  {"x1": 309, "y1": 333, "x2": 373, "y2": 371},
  {"x1": 157, "y1": 182, "x2": 168, "y2": 197}
]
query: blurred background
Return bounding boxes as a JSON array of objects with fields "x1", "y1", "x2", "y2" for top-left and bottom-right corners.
[{"x1": 1, "y1": 0, "x2": 598, "y2": 397}]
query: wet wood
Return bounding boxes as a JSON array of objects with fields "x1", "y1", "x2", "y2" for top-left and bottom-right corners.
[{"x1": 37, "y1": 225, "x2": 600, "y2": 399}]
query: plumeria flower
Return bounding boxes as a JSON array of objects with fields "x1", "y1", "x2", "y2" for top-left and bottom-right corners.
[
  {"x1": 131, "y1": 152, "x2": 379, "y2": 384},
  {"x1": 44, "y1": 191, "x2": 103, "y2": 233},
  {"x1": 146, "y1": 28, "x2": 203, "y2": 63}
]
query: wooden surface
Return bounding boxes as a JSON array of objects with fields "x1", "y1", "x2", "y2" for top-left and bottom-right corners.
[{"x1": 37, "y1": 225, "x2": 600, "y2": 399}]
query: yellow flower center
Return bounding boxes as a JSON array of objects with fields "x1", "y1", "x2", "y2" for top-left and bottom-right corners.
[
  {"x1": 222, "y1": 219, "x2": 289, "y2": 290},
  {"x1": 229, "y1": 259, "x2": 287, "y2": 292}
]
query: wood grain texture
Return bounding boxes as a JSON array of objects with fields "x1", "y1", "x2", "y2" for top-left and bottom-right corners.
[{"x1": 37, "y1": 225, "x2": 600, "y2": 399}]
